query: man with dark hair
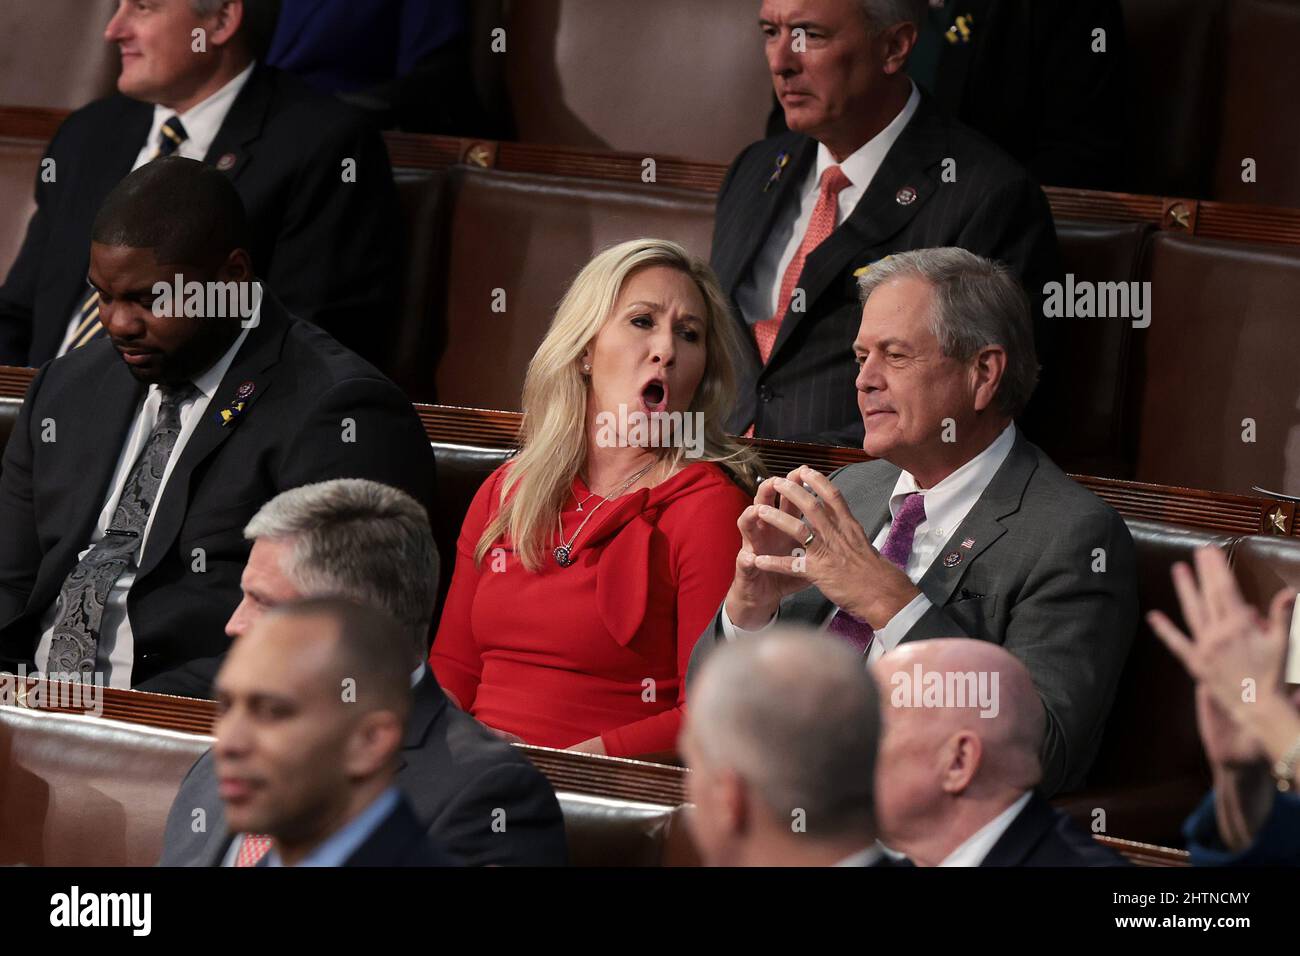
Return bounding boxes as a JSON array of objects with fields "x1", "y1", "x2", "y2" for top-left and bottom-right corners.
[
  {"x1": 160, "y1": 478, "x2": 568, "y2": 868},
  {"x1": 0, "y1": 157, "x2": 434, "y2": 698},
  {"x1": 213, "y1": 598, "x2": 457, "y2": 867},
  {"x1": 714, "y1": 0, "x2": 1060, "y2": 445},
  {"x1": 0, "y1": 0, "x2": 401, "y2": 369}
]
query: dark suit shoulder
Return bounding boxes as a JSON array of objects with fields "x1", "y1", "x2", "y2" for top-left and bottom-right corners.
[
  {"x1": 277, "y1": 314, "x2": 397, "y2": 388},
  {"x1": 257, "y1": 67, "x2": 383, "y2": 141},
  {"x1": 829, "y1": 458, "x2": 902, "y2": 497},
  {"x1": 47, "y1": 94, "x2": 150, "y2": 149},
  {"x1": 437, "y1": 702, "x2": 555, "y2": 792},
  {"x1": 1020, "y1": 439, "x2": 1128, "y2": 532}
]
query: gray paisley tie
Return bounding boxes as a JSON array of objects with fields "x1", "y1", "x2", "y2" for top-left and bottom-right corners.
[{"x1": 46, "y1": 382, "x2": 197, "y2": 677}]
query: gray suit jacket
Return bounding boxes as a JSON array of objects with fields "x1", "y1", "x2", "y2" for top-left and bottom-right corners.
[
  {"x1": 158, "y1": 669, "x2": 569, "y2": 867},
  {"x1": 688, "y1": 432, "x2": 1137, "y2": 795}
]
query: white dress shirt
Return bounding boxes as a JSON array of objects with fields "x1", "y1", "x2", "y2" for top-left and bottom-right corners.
[
  {"x1": 130, "y1": 62, "x2": 255, "y2": 172},
  {"x1": 733, "y1": 81, "x2": 921, "y2": 328},
  {"x1": 722, "y1": 423, "x2": 1017, "y2": 662},
  {"x1": 34, "y1": 309, "x2": 257, "y2": 688},
  {"x1": 938, "y1": 791, "x2": 1033, "y2": 867},
  {"x1": 58, "y1": 62, "x2": 255, "y2": 356},
  {"x1": 833, "y1": 844, "x2": 884, "y2": 867}
]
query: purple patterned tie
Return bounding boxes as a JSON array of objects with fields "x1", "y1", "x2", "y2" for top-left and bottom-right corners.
[{"x1": 827, "y1": 492, "x2": 927, "y2": 654}]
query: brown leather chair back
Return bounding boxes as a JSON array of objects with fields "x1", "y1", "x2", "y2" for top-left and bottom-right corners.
[
  {"x1": 1214, "y1": 0, "x2": 1300, "y2": 208},
  {"x1": 0, "y1": 0, "x2": 120, "y2": 109},
  {"x1": 504, "y1": 0, "x2": 772, "y2": 163},
  {"x1": 1048, "y1": 220, "x2": 1150, "y2": 477},
  {"x1": 1132, "y1": 232, "x2": 1300, "y2": 495},
  {"x1": 558, "y1": 792, "x2": 689, "y2": 866},
  {"x1": 0, "y1": 707, "x2": 209, "y2": 866},
  {"x1": 1055, "y1": 519, "x2": 1226, "y2": 844},
  {"x1": 429, "y1": 165, "x2": 716, "y2": 410},
  {"x1": 0, "y1": 137, "x2": 45, "y2": 282}
]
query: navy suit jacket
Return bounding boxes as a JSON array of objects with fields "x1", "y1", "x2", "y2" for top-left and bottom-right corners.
[
  {"x1": 0, "y1": 62, "x2": 401, "y2": 370},
  {"x1": 1184, "y1": 789, "x2": 1300, "y2": 866},
  {"x1": 980, "y1": 792, "x2": 1128, "y2": 866},
  {"x1": 0, "y1": 293, "x2": 435, "y2": 696}
]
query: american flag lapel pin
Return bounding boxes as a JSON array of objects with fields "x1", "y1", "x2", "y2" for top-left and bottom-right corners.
[{"x1": 961, "y1": 537, "x2": 975, "y2": 549}]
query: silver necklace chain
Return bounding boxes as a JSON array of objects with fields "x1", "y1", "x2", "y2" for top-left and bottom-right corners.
[{"x1": 554, "y1": 461, "x2": 655, "y2": 567}]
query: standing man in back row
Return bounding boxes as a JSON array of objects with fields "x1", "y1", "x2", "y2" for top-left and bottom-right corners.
[{"x1": 713, "y1": 0, "x2": 1060, "y2": 445}]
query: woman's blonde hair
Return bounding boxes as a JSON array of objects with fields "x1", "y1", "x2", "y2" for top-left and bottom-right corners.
[{"x1": 475, "y1": 238, "x2": 759, "y2": 571}]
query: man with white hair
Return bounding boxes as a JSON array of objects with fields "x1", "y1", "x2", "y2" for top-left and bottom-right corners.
[
  {"x1": 680, "y1": 626, "x2": 891, "y2": 866},
  {"x1": 159, "y1": 478, "x2": 567, "y2": 867},
  {"x1": 691, "y1": 247, "x2": 1138, "y2": 796},
  {"x1": 872, "y1": 639, "x2": 1124, "y2": 866}
]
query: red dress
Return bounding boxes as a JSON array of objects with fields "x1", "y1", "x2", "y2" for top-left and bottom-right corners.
[{"x1": 430, "y1": 461, "x2": 749, "y2": 758}]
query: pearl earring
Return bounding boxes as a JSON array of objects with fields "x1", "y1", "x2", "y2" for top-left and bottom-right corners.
[{"x1": 582, "y1": 364, "x2": 591, "y2": 373}]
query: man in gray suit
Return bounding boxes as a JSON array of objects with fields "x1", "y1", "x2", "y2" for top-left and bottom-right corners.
[
  {"x1": 689, "y1": 247, "x2": 1137, "y2": 795},
  {"x1": 159, "y1": 479, "x2": 567, "y2": 866}
]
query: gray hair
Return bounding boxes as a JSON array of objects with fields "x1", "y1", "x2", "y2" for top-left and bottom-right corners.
[
  {"x1": 857, "y1": 247, "x2": 1039, "y2": 418},
  {"x1": 244, "y1": 479, "x2": 438, "y2": 658},
  {"x1": 690, "y1": 628, "x2": 881, "y2": 842},
  {"x1": 858, "y1": 0, "x2": 929, "y2": 29},
  {"x1": 189, "y1": 0, "x2": 281, "y2": 59}
]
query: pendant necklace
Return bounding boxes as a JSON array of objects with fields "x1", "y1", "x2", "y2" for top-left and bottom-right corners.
[{"x1": 554, "y1": 461, "x2": 655, "y2": 567}]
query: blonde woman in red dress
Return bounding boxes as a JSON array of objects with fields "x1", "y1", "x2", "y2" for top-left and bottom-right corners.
[{"x1": 430, "y1": 238, "x2": 759, "y2": 759}]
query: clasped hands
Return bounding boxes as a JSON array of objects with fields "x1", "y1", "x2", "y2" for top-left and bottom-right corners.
[{"x1": 724, "y1": 466, "x2": 920, "y2": 631}]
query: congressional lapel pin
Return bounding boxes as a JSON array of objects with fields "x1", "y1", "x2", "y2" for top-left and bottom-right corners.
[
  {"x1": 214, "y1": 381, "x2": 255, "y2": 427},
  {"x1": 763, "y1": 151, "x2": 791, "y2": 193},
  {"x1": 945, "y1": 13, "x2": 974, "y2": 44},
  {"x1": 216, "y1": 152, "x2": 238, "y2": 172},
  {"x1": 943, "y1": 551, "x2": 963, "y2": 568},
  {"x1": 895, "y1": 185, "x2": 918, "y2": 206}
]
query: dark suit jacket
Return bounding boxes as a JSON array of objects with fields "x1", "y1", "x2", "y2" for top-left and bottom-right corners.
[
  {"x1": 1183, "y1": 789, "x2": 1300, "y2": 866},
  {"x1": 340, "y1": 795, "x2": 457, "y2": 867},
  {"x1": 980, "y1": 792, "x2": 1127, "y2": 866},
  {"x1": 689, "y1": 430, "x2": 1138, "y2": 795},
  {"x1": 766, "y1": 1, "x2": 1129, "y2": 190},
  {"x1": 160, "y1": 669, "x2": 569, "y2": 867},
  {"x1": 0, "y1": 293, "x2": 435, "y2": 696},
  {"x1": 251, "y1": 793, "x2": 457, "y2": 867},
  {"x1": 0, "y1": 62, "x2": 401, "y2": 369},
  {"x1": 712, "y1": 92, "x2": 1061, "y2": 446}
]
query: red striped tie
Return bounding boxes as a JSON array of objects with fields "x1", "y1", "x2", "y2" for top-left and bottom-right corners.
[{"x1": 753, "y1": 164, "x2": 853, "y2": 365}]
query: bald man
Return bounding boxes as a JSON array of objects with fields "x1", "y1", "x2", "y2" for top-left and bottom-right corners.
[
  {"x1": 680, "y1": 627, "x2": 893, "y2": 866},
  {"x1": 213, "y1": 597, "x2": 456, "y2": 866},
  {"x1": 871, "y1": 638, "x2": 1124, "y2": 866}
]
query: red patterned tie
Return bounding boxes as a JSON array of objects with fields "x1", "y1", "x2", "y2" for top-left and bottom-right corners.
[
  {"x1": 234, "y1": 833, "x2": 274, "y2": 867},
  {"x1": 828, "y1": 492, "x2": 927, "y2": 653},
  {"x1": 753, "y1": 164, "x2": 853, "y2": 365}
]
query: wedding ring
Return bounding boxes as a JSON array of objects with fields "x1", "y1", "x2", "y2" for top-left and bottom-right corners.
[{"x1": 802, "y1": 530, "x2": 816, "y2": 547}]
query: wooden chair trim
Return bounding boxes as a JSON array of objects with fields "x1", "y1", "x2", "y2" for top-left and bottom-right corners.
[
  {"x1": 4, "y1": 107, "x2": 1300, "y2": 248},
  {"x1": 0, "y1": 366, "x2": 1294, "y2": 537}
]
